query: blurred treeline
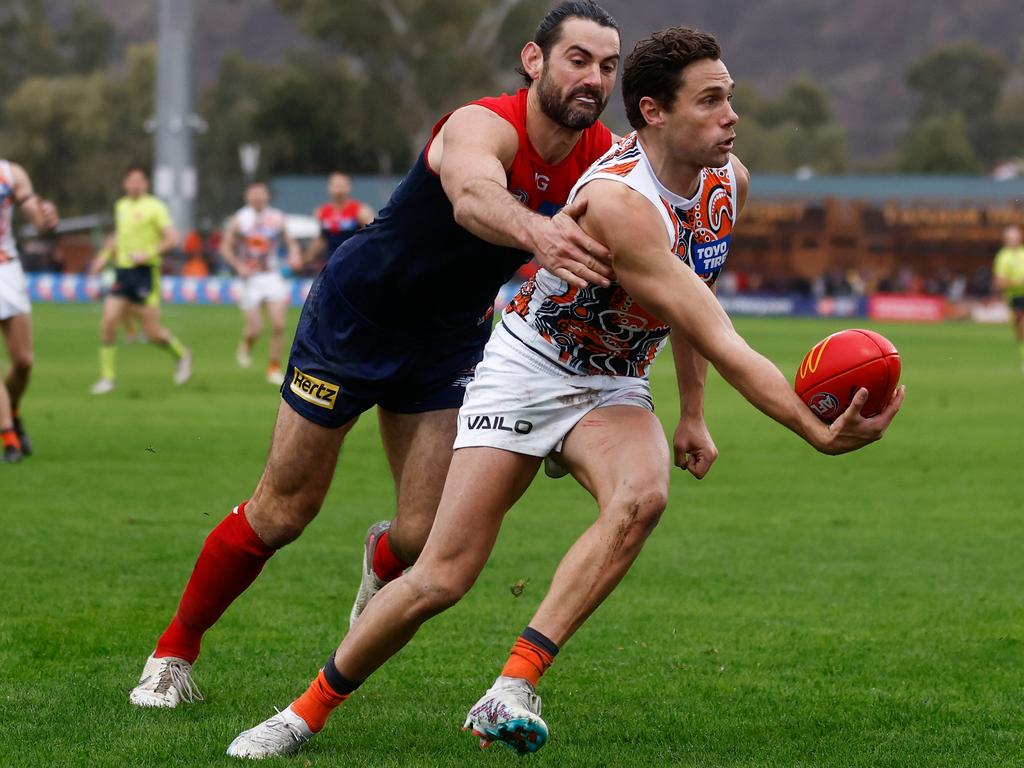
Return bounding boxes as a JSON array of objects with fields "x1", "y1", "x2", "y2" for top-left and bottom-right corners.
[{"x1": 1, "y1": 0, "x2": 1023, "y2": 219}]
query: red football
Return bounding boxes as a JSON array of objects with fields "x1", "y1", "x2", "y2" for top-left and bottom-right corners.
[{"x1": 794, "y1": 329, "x2": 901, "y2": 423}]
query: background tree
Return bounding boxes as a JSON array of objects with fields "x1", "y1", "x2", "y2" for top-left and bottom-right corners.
[
  {"x1": 899, "y1": 112, "x2": 977, "y2": 173},
  {"x1": 733, "y1": 77, "x2": 849, "y2": 173},
  {"x1": 902, "y1": 42, "x2": 1009, "y2": 169},
  {"x1": 196, "y1": 52, "x2": 394, "y2": 218},
  {"x1": 274, "y1": 0, "x2": 548, "y2": 161},
  {"x1": 59, "y1": 5, "x2": 117, "y2": 74},
  {"x1": 0, "y1": 45, "x2": 154, "y2": 215}
]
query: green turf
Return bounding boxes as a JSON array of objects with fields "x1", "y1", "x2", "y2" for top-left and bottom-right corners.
[{"x1": 2, "y1": 304, "x2": 1022, "y2": 767}]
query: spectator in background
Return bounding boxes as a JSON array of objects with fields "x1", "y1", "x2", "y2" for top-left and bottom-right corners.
[
  {"x1": 181, "y1": 229, "x2": 209, "y2": 277},
  {"x1": 992, "y1": 224, "x2": 1024, "y2": 372},
  {"x1": 304, "y1": 172, "x2": 375, "y2": 269}
]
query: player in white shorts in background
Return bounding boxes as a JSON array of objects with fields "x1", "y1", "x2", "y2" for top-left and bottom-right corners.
[
  {"x1": 225, "y1": 26, "x2": 904, "y2": 760},
  {"x1": 0, "y1": 158, "x2": 59, "y2": 463},
  {"x1": 220, "y1": 181, "x2": 301, "y2": 386}
]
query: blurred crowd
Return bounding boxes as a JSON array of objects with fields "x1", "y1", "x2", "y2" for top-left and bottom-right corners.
[{"x1": 716, "y1": 265, "x2": 993, "y2": 300}]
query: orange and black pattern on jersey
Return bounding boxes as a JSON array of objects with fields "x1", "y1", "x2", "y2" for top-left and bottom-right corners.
[
  {"x1": 578, "y1": 133, "x2": 643, "y2": 183},
  {"x1": 524, "y1": 281, "x2": 667, "y2": 376},
  {"x1": 671, "y1": 166, "x2": 735, "y2": 286},
  {"x1": 504, "y1": 147, "x2": 736, "y2": 378}
]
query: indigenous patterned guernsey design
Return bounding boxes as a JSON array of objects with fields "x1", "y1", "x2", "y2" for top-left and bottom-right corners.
[
  {"x1": 502, "y1": 132, "x2": 738, "y2": 377},
  {"x1": 235, "y1": 205, "x2": 287, "y2": 273},
  {"x1": 0, "y1": 160, "x2": 20, "y2": 264}
]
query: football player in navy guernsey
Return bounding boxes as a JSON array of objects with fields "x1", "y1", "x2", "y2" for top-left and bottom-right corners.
[
  {"x1": 225, "y1": 26, "x2": 904, "y2": 759},
  {"x1": 130, "y1": 1, "x2": 621, "y2": 709}
]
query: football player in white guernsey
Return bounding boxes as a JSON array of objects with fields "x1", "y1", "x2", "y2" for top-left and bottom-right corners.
[
  {"x1": 223, "y1": 26, "x2": 904, "y2": 759},
  {"x1": 220, "y1": 181, "x2": 301, "y2": 386},
  {"x1": 0, "y1": 159, "x2": 58, "y2": 463}
]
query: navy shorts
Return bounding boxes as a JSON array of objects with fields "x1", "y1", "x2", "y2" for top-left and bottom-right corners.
[
  {"x1": 1010, "y1": 296, "x2": 1024, "y2": 311},
  {"x1": 111, "y1": 266, "x2": 156, "y2": 305},
  {"x1": 282, "y1": 272, "x2": 489, "y2": 428}
]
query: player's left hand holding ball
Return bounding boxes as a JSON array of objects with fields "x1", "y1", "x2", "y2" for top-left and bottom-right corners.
[{"x1": 817, "y1": 384, "x2": 905, "y2": 455}]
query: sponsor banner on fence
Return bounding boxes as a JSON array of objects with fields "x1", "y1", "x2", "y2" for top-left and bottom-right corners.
[
  {"x1": 868, "y1": 293, "x2": 945, "y2": 322},
  {"x1": 718, "y1": 294, "x2": 868, "y2": 318},
  {"x1": 26, "y1": 273, "x2": 315, "y2": 308}
]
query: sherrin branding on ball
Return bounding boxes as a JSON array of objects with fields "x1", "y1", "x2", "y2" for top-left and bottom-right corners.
[{"x1": 795, "y1": 329, "x2": 901, "y2": 423}]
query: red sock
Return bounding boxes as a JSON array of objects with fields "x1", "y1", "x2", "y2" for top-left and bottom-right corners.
[
  {"x1": 501, "y1": 631, "x2": 559, "y2": 688},
  {"x1": 291, "y1": 670, "x2": 350, "y2": 733},
  {"x1": 371, "y1": 529, "x2": 408, "y2": 582},
  {"x1": 154, "y1": 502, "x2": 275, "y2": 663}
]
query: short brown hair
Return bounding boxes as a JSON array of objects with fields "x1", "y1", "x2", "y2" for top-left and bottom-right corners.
[{"x1": 622, "y1": 27, "x2": 722, "y2": 131}]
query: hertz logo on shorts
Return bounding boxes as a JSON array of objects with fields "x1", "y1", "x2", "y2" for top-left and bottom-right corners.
[{"x1": 289, "y1": 367, "x2": 339, "y2": 409}]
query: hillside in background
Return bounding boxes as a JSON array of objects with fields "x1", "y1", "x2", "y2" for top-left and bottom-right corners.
[
  {"x1": 36, "y1": 0, "x2": 1024, "y2": 162},
  {"x1": 605, "y1": 0, "x2": 1023, "y2": 160}
]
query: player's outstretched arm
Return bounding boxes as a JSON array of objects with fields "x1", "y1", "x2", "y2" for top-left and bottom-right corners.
[
  {"x1": 437, "y1": 105, "x2": 611, "y2": 289},
  {"x1": 579, "y1": 180, "x2": 903, "y2": 456}
]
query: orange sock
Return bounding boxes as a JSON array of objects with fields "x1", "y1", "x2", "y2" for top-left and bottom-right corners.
[
  {"x1": 291, "y1": 670, "x2": 350, "y2": 733},
  {"x1": 1, "y1": 429, "x2": 21, "y2": 451},
  {"x1": 501, "y1": 628, "x2": 559, "y2": 688}
]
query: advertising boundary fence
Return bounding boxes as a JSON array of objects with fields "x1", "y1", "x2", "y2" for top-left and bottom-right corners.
[{"x1": 26, "y1": 273, "x2": 1005, "y2": 323}]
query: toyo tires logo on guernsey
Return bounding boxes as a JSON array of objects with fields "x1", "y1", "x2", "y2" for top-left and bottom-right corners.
[{"x1": 692, "y1": 235, "x2": 731, "y2": 273}]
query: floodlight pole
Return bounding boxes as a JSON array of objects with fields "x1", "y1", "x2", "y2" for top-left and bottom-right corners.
[{"x1": 153, "y1": 0, "x2": 197, "y2": 236}]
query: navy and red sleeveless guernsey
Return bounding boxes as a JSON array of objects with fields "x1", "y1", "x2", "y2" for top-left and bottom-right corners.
[
  {"x1": 283, "y1": 89, "x2": 612, "y2": 428},
  {"x1": 316, "y1": 200, "x2": 365, "y2": 258},
  {"x1": 324, "y1": 89, "x2": 612, "y2": 337}
]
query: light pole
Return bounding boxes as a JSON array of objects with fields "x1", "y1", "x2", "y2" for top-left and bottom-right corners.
[{"x1": 153, "y1": 0, "x2": 204, "y2": 236}]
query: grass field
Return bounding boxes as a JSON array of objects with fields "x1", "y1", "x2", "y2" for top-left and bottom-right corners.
[{"x1": 3, "y1": 303, "x2": 1023, "y2": 767}]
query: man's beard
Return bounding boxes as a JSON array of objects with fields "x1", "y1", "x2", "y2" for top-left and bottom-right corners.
[{"x1": 537, "y1": 67, "x2": 605, "y2": 130}]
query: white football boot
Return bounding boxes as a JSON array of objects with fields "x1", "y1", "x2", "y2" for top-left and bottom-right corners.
[
  {"x1": 265, "y1": 366, "x2": 285, "y2": 386},
  {"x1": 89, "y1": 378, "x2": 115, "y2": 395},
  {"x1": 129, "y1": 654, "x2": 203, "y2": 708},
  {"x1": 226, "y1": 706, "x2": 314, "y2": 759},
  {"x1": 463, "y1": 676, "x2": 549, "y2": 755},
  {"x1": 236, "y1": 343, "x2": 253, "y2": 368},
  {"x1": 348, "y1": 520, "x2": 390, "y2": 628},
  {"x1": 173, "y1": 349, "x2": 193, "y2": 386}
]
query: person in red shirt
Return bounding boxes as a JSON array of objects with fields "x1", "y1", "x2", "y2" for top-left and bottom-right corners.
[{"x1": 305, "y1": 172, "x2": 375, "y2": 267}]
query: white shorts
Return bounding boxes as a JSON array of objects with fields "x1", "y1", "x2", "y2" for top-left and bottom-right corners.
[
  {"x1": 0, "y1": 260, "x2": 30, "y2": 320},
  {"x1": 239, "y1": 271, "x2": 290, "y2": 311},
  {"x1": 454, "y1": 324, "x2": 653, "y2": 457}
]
